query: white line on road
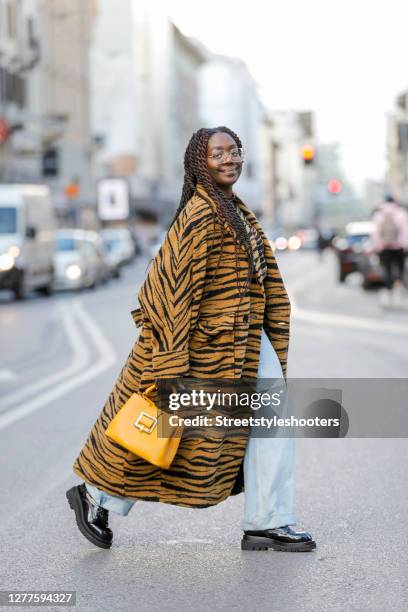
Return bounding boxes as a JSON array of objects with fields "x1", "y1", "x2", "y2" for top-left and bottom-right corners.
[
  {"x1": 292, "y1": 302, "x2": 408, "y2": 335},
  {"x1": 0, "y1": 301, "x2": 91, "y2": 412},
  {"x1": 288, "y1": 261, "x2": 408, "y2": 336},
  {"x1": 0, "y1": 370, "x2": 16, "y2": 382},
  {"x1": 0, "y1": 300, "x2": 117, "y2": 431}
]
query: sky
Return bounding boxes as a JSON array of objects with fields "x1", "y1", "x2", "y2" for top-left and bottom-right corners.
[{"x1": 160, "y1": 0, "x2": 408, "y2": 195}]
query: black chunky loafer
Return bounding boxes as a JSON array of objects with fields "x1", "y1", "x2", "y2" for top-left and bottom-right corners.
[
  {"x1": 66, "y1": 483, "x2": 113, "y2": 549},
  {"x1": 241, "y1": 525, "x2": 316, "y2": 552}
]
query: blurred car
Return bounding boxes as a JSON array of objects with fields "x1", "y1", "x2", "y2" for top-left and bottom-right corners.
[
  {"x1": 148, "y1": 230, "x2": 168, "y2": 258},
  {"x1": 101, "y1": 239, "x2": 121, "y2": 278},
  {"x1": 295, "y1": 227, "x2": 318, "y2": 250},
  {"x1": 267, "y1": 227, "x2": 289, "y2": 252},
  {"x1": 355, "y1": 236, "x2": 384, "y2": 289},
  {"x1": 287, "y1": 234, "x2": 302, "y2": 251},
  {"x1": 99, "y1": 228, "x2": 136, "y2": 269},
  {"x1": 85, "y1": 230, "x2": 110, "y2": 283},
  {"x1": 332, "y1": 221, "x2": 375, "y2": 283},
  {"x1": 53, "y1": 229, "x2": 107, "y2": 291},
  {"x1": 129, "y1": 228, "x2": 142, "y2": 256},
  {"x1": 0, "y1": 184, "x2": 55, "y2": 300}
]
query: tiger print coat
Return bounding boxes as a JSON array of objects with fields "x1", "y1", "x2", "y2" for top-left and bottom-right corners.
[{"x1": 72, "y1": 183, "x2": 291, "y2": 508}]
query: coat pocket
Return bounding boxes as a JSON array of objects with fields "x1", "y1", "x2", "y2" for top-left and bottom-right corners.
[
  {"x1": 189, "y1": 311, "x2": 238, "y2": 375},
  {"x1": 193, "y1": 311, "x2": 236, "y2": 339}
]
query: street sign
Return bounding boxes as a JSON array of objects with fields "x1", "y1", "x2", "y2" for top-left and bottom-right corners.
[{"x1": 97, "y1": 177, "x2": 130, "y2": 221}]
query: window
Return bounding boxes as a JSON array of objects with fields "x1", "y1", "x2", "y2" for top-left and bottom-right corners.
[
  {"x1": 6, "y1": 3, "x2": 16, "y2": 38},
  {"x1": 0, "y1": 67, "x2": 26, "y2": 107},
  {"x1": 56, "y1": 237, "x2": 77, "y2": 252},
  {"x1": 27, "y1": 16, "x2": 35, "y2": 47},
  {"x1": 0, "y1": 207, "x2": 17, "y2": 234}
]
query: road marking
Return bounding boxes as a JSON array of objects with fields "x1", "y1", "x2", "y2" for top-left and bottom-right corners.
[
  {"x1": 0, "y1": 370, "x2": 16, "y2": 382},
  {"x1": 288, "y1": 259, "x2": 408, "y2": 335},
  {"x1": 287, "y1": 264, "x2": 324, "y2": 297},
  {"x1": 0, "y1": 300, "x2": 117, "y2": 431},
  {"x1": 0, "y1": 301, "x2": 90, "y2": 413},
  {"x1": 291, "y1": 303, "x2": 408, "y2": 335},
  {"x1": 164, "y1": 539, "x2": 215, "y2": 544}
]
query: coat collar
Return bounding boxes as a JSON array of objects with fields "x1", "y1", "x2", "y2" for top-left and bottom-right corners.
[
  {"x1": 195, "y1": 183, "x2": 266, "y2": 241},
  {"x1": 195, "y1": 183, "x2": 262, "y2": 229},
  {"x1": 194, "y1": 183, "x2": 271, "y2": 297}
]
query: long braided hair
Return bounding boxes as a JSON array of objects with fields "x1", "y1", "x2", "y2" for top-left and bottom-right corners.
[{"x1": 169, "y1": 126, "x2": 255, "y2": 300}]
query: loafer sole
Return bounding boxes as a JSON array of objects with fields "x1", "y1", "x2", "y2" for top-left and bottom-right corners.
[
  {"x1": 66, "y1": 486, "x2": 112, "y2": 549},
  {"x1": 241, "y1": 534, "x2": 316, "y2": 552}
]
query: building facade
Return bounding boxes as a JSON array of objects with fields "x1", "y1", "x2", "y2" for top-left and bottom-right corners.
[
  {"x1": 198, "y1": 54, "x2": 263, "y2": 215},
  {"x1": 0, "y1": 0, "x2": 95, "y2": 224},
  {"x1": 0, "y1": 0, "x2": 41, "y2": 182},
  {"x1": 91, "y1": 3, "x2": 205, "y2": 225},
  {"x1": 265, "y1": 110, "x2": 317, "y2": 229},
  {"x1": 386, "y1": 89, "x2": 408, "y2": 206}
]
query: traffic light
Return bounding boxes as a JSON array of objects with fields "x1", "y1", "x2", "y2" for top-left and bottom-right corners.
[
  {"x1": 301, "y1": 144, "x2": 315, "y2": 165},
  {"x1": 327, "y1": 179, "x2": 343, "y2": 195}
]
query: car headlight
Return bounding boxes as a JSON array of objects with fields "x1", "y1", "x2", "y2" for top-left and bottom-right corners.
[
  {"x1": 275, "y1": 236, "x2": 288, "y2": 250},
  {"x1": 0, "y1": 253, "x2": 15, "y2": 271},
  {"x1": 65, "y1": 264, "x2": 82, "y2": 280},
  {"x1": 8, "y1": 245, "x2": 20, "y2": 258},
  {"x1": 288, "y1": 236, "x2": 301, "y2": 250}
]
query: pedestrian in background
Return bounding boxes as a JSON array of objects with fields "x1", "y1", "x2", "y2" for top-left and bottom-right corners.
[
  {"x1": 316, "y1": 226, "x2": 327, "y2": 261},
  {"x1": 371, "y1": 195, "x2": 408, "y2": 307},
  {"x1": 67, "y1": 126, "x2": 315, "y2": 553}
]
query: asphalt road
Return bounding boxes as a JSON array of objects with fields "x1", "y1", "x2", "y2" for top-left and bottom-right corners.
[{"x1": 1, "y1": 249, "x2": 407, "y2": 612}]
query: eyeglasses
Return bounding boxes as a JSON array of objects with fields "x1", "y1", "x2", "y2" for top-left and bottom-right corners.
[{"x1": 208, "y1": 147, "x2": 245, "y2": 163}]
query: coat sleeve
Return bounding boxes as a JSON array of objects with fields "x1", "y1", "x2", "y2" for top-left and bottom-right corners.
[
  {"x1": 137, "y1": 199, "x2": 209, "y2": 379},
  {"x1": 261, "y1": 239, "x2": 291, "y2": 380}
]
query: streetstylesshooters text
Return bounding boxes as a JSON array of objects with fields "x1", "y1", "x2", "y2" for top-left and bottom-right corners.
[{"x1": 167, "y1": 389, "x2": 340, "y2": 429}]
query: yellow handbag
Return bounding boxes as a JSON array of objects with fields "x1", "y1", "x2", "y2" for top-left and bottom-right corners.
[{"x1": 104, "y1": 384, "x2": 183, "y2": 469}]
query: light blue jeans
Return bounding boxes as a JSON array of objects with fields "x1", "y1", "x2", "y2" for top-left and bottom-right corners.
[
  {"x1": 241, "y1": 328, "x2": 296, "y2": 530},
  {"x1": 84, "y1": 328, "x2": 296, "y2": 529}
]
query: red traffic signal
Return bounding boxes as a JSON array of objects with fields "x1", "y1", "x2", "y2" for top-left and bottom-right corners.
[
  {"x1": 327, "y1": 179, "x2": 343, "y2": 195},
  {"x1": 0, "y1": 117, "x2": 9, "y2": 144}
]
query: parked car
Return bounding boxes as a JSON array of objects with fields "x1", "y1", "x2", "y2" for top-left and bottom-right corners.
[
  {"x1": 332, "y1": 221, "x2": 375, "y2": 283},
  {"x1": 0, "y1": 184, "x2": 55, "y2": 299},
  {"x1": 355, "y1": 236, "x2": 385, "y2": 289},
  {"x1": 53, "y1": 229, "x2": 107, "y2": 291},
  {"x1": 102, "y1": 240, "x2": 122, "y2": 278},
  {"x1": 99, "y1": 228, "x2": 136, "y2": 268},
  {"x1": 85, "y1": 230, "x2": 110, "y2": 284},
  {"x1": 295, "y1": 227, "x2": 318, "y2": 250},
  {"x1": 266, "y1": 227, "x2": 289, "y2": 252},
  {"x1": 148, "y1": 230, "x2": 168, "y2": 259}
]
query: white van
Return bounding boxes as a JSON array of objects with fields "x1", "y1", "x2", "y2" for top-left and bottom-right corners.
[{"x1": 0, "y1": 184, "x2": 56, "y2": 299}]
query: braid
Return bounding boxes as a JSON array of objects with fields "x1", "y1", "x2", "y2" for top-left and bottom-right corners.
[{"x1": 169, "y1": 127, "x2": 256, "y2": 301}]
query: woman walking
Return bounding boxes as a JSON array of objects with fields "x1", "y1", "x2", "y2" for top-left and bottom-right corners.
[{"x1": 67, "y1": 126, "x2": 315, "y2": 552}]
